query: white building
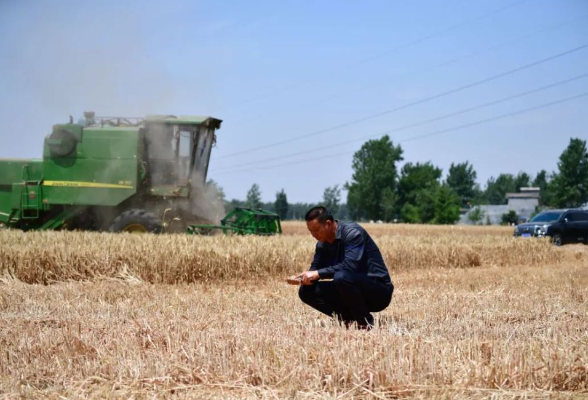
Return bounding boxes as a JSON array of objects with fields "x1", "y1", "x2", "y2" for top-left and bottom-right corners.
[{"x1": 459, "y1": 187, "x2": 540, "y2": 225}]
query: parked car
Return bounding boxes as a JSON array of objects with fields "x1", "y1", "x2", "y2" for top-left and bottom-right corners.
[{"x1": 513, "y1": 209, "x2": 588, "y2": 246}]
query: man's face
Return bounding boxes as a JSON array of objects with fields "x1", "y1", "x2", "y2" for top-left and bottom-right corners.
[{"x1": 306, "y1": 219, "x2": 335, "y2": 243}]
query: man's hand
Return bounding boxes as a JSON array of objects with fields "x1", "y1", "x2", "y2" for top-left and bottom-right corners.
[
  {"x1": 300, "y1": 270, "x2": 320, "y2": 285},
  {"x1": 286, "y1": 271, "x2": 320, "y2": 285},
  {"x1": 286, "y1": 275, "x2": 302, "y2": 285}
]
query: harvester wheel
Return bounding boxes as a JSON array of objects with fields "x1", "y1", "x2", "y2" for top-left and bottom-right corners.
[{"x1": 110, "y1": 210, "x2": 162, "y2": 234}]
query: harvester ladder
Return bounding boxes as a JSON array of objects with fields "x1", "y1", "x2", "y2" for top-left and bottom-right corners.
[{"x1": 20, "y1": 165, "x2": 41, "y2": 219}]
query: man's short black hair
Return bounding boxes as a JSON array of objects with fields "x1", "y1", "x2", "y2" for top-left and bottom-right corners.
[{"x1": 305, "y1": 206, "x2": 334, "y2": 224}]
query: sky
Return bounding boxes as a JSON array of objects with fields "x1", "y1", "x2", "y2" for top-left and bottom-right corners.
[{"x1": 0, "y1": 0, "x2": 587, "y2": 203}]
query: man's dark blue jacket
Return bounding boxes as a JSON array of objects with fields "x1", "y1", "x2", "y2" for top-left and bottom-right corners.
[{"x1": 310, "y1": 221, "x2": 393, "y2": 287}]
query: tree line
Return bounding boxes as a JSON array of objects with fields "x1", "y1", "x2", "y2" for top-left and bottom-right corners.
[
  {"x1": 217, "y1": 184, "x2": 348, "y2": 221},
  {"x1": 210, "y1": 137, "x2": 588, "y2": 224}
]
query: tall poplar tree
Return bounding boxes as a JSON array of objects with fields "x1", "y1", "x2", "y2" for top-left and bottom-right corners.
[{"x1": 346, "y1": 135, "x2": 403, "y2": 221}]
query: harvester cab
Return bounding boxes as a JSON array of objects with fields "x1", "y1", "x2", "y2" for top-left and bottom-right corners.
[
  {"x1": 0, "y1": 112, "x2": 222, "y2": 233},
  {"x1": 141, "y1": 115, "x2": 220, "y2": 193}
]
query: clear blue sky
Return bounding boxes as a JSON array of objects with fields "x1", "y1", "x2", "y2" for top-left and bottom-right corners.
[{"x1": 1, "y1": 0, "x2": 587, "y2": 203}]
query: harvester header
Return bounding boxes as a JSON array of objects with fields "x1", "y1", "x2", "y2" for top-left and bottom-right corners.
[{"x1": 188, "y1": 207, "x2": 283, "y2": 236}]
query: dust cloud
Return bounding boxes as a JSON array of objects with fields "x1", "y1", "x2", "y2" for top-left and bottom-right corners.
[
  {"x1": 189, "y1": 178, "x2": 226, "y2": 225},
  {"x1": 0, "y1": 2, "x2": 225, "y2": 227},
  {"x1": 0, "y1": 2, "x2": 221, "y2": 157}
]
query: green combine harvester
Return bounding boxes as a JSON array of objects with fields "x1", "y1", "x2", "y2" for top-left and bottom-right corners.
[{"x1": 0, "y1": 112, "x2": 229, "y2": 233}]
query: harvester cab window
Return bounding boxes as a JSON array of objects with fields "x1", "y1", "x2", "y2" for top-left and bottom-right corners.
[
  {"x1": 146, "y1": 124, "x2": 176, "y2": 186},
  {"x1": 176, "y1": 129, "x2": 192, "y2": 183},
  {"x1": 145, "y1": 120, "x2": 217, "y2": 187}
]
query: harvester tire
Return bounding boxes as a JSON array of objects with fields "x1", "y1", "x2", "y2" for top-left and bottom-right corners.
[{"x1": 110, "y1": 210, "x2": 163, "y2": 234}]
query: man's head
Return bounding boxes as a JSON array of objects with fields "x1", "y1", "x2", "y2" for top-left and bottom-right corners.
[{"x1": 305, "y1": 206, "x2": 337, "y2": 243}]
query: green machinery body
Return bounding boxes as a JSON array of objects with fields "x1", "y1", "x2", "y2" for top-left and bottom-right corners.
[
  {"x1": 187, "y1": 207, "x2": 282, "y2": 236},
  {"x1": 0, "y1": 113, "x2": 222, "y2": 233}
]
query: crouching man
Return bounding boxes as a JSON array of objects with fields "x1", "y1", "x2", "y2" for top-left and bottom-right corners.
[{"x1": 287, "y1": 206, "x2": 394, "y2": 329}]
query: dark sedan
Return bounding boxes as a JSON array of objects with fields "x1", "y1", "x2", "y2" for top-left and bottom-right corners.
[{"x1": 513, "y1": 209, "x2": 588, "y2": 246}]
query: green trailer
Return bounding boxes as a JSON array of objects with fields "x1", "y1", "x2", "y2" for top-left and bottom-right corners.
[{"x1": 0, "y1": 112, "x2": 222, "y2": 233}]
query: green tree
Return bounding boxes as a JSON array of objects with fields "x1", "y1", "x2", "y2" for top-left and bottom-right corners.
[
  {"x1": 346, "y1": 135, "x2": 403, "y2": 221},
  {"x1": 246, "y1": 183, "x2": 262, "y2": 209},
  {"x1": 274, "y1": 189, "x2": 289, "y2": 220},
  {"x1": 532, "y1": 170, "x2": 552, "y2": 206},
  {"x1": 483, "y1": 174, "x2": 516, "y2": 204},
  {"x1": 446, "y1": 161, "x2": 478, "y2": 207},
  {"x1": 323, "y1": 185, "x2": 341, "y2": 216},
  {"x1": 400, "y1": 203, "x2": 420, "y2": 223},
  {"x1": 549, "y1": 138, "x2": 588, "y2": 208},
  {"x1": 286, "y1": 202, "x2": 317, "y2": 220},
  {"x1": 397, "y1": 162, "x2": 441, "y2": 223},
  {"x1": 337, "y1": 203, "x2": 349, "y2": 220},
  {"x1": 501, "y1": 210, "x2": 518, "y2": 225},
  {"x1": 484, "y1": 172, "x2": 532, "y2": 204},
  {"x1": 532, "y1": 170, "x2": 548, "y2": 189},
  {"x1": 467, "y1": 207, "x2": 485, "y2": 225},
  {"x1": 345, "y1": 187, "x2": 363, "y2": 221},
  {"x1": 432, "y1": 184, "x2": 461, "y2": 224},
  {"x1": 514, "y1": 172, "x2": 531, "y2": 192},
  {"x1": 415, "y1": 188, "x2": 437, "y2": 223},
  {"x1": 380, "y1": 187, "x2": 397, "y2": 222}
]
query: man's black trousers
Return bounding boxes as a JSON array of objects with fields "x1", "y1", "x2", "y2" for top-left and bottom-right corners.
[{"x1": 298, "y1": 270, "x2": 393, "y2": 325}]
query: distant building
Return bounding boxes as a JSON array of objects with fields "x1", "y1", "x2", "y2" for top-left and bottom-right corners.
[
  {"x1": 505, "y1": 187, "x2": 540, "y2": 218},
  {"x1": 459, "y1": 187, "x2": 540, "y2": 225}
]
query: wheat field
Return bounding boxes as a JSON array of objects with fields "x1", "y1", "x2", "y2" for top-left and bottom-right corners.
[{"x1": 1, "y1": 222, "x2": 587, "y2": 399}]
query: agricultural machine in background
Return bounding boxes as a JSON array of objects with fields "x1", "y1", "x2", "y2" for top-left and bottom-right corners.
[
  {"x1": 0, "y1": 112, "x2": 225, "y2": 233},
  {"x1": 188, "y1": 207, "x2": 282, "y2": 236}
]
